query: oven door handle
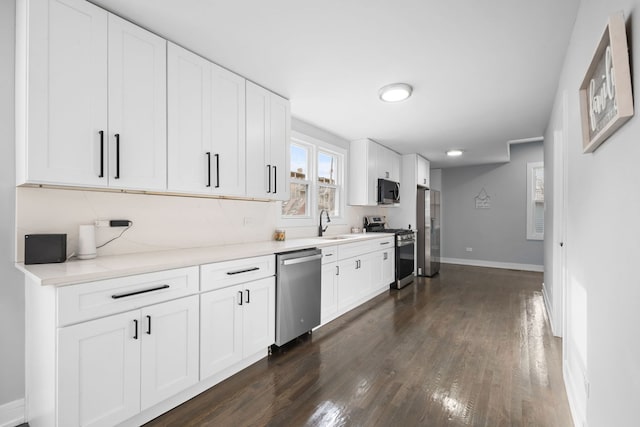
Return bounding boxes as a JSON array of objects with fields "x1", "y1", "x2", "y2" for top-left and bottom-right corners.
[{"x1": 397, "y1": 240, "x2": 415, "y2": 247}]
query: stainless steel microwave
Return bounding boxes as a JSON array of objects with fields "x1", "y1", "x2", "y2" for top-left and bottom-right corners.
[{"x1": 377, "y1": 178, "x2": 400, "y2": 204}]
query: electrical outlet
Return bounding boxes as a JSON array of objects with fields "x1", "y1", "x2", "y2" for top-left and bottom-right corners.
[
  {"x1": 95, "y1": 220, "x2": 110, "y2": 227},
  {"x1": 243, "y1": 217, "x2": 255, "y2": 226},
  {"x1": 465, "y1": 247, "x2": 473, "y2": 252}
]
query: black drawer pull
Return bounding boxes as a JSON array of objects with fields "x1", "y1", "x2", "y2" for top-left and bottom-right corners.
[
  {"x1": 380, "y1": 241, "x2": 391, "y2": 245},
  {"x1": 112, "y1": 284, "x2": 170, "y2": 299},
  {"x1": 226, "y1": 267, "x2": 259, "y2": 275}
]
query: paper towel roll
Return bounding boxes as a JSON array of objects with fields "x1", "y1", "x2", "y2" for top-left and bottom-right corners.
[{"x1": 77, "y1": 225, "x2": 97, "y2": 260}]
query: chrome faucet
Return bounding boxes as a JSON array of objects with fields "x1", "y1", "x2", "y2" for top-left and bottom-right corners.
[{"x1": 318, "y1": 209, "x2": 331, "y2": 237}]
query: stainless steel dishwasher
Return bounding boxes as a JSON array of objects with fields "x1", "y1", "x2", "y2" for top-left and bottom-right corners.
[{"x1": 275, "y1": 248, "x2": 322, "y2": 346}]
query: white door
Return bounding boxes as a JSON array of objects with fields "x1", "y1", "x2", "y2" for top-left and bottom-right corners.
[
  {"x1": 57, "y1": 310, "x2": 140, "y2": 427},
  {"x1": 140, "y1": 296, "x2": 199, "y2": 410},
  {"x1": 382, "y1": 249, "x2": 395, "y2": 287},
  {"x1": 245, "y1": 81, "x2": 270, "y2": 198},
  {"x1": 167, "y1": 43, "x2": 212, "y2": 194},
  {"x1": 25, "y1": 0, "x2": 108, "y2": 187},
  {"x1": 108, "y1": 14, "x2": 166, "y2": 190},
  {"x1": 336, "y1": 258, "x2": 360, "y2": 310},
  {"x1": 211, "y1": 63, "x2": 246, "y2": 196},
  {"x1": 268, "y1": 93, "x2": 291, "y2": 201},
  {"x1": 321, "y1": 262, "x2": 339, "y2": 323},
  {"x1": 242, "y1": 277, "x2": 276, "y2": 356},
  {"x1": 200, "y1": 286, "x2": 243, "y2": 379}
]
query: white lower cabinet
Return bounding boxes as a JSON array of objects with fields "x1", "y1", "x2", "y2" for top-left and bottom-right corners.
[
  {"x1": 200, "y1": 276, "x2": 275, "y2": 380},
  {"x1": 321, "y1": 262, "x2": 339, "y2": 323},
  {"x1": 57, "y1": 294, "x2": 199, "y2": 426}
]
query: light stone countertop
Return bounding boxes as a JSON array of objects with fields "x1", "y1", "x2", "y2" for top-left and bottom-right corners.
[{"x1": 16, "y1": 233, "x2": 395, "y2": 287}]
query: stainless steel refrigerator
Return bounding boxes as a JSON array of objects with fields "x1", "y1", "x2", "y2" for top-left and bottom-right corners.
[{"x1": 417, "y1": 188, "x2": 440, "y2": 276}]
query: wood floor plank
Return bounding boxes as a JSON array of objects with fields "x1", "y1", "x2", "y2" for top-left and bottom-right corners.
[{"x1": 145, "y1": 264, "x2": 573, "y2": 427}]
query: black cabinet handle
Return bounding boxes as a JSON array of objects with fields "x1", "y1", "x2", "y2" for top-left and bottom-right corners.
[
  {"x1": 206, "y1": 152, "x2": 211, "y2": 187},
  {"x1": 146, "y1": 315, "x2": 151, "y2": 335},
  {"x1": 114, "y1": 133, "x2": 120, "y2": 179},
  {"x1": 380, "y1": 241, "x2": 391, "y2": 245},
  {"x1": 226, "y1": 267, "x2": 259, "y2": 275},
  {"x1": 98, "y1": 130, "x2": 104, "y2": 178},
  {"x1": 245, "y1": 289, "x2": 250, "y2": 304},
  {"x1": 133, "y1": 319, "x2": 138, "y2": 340},
  {"x1": 267, "y1": 165, "x2": 272, "y2": 193},
  {"x1": 238, "y1": 290, "x2": 243, "y2": 305},
  {"x1": 215, "y1": 154, "x2": 220, "y2": 188},
  {"x1": 273, "y1": 165, "x2": 277, "y2": 194},
  {"x1": 336, "y1": 265, "x2": 340, "y2": 276},
  {"x1": 112, "y1": 284, "x2": 170, "y2": 299}
]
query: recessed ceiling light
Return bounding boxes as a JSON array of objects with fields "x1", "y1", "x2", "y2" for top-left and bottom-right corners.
[
  {"x1": 446, "y1": 149, "x2": 464, "y2": 157},
  {"x1": 379, "y1": 83, "x2": 413, "y2": 103}
]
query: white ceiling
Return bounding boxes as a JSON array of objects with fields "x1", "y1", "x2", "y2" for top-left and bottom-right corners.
[{"x1": 92, "y1": 0, "x2": 580, "y2": 168}]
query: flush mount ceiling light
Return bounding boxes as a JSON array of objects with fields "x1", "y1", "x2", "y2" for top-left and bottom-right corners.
[
  {"x1": 379, "y1": 83, "x2": 413, "y2": 103},
  {"x1": 446, "y1": 149, "x2": 464, "y2": 157}
]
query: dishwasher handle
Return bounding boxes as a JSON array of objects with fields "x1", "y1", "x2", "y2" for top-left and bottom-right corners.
[{"x1": 281, "y1": 253, "x2": 322, "y2": 266}]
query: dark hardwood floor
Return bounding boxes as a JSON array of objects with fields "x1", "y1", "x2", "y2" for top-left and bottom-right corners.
[{"x1": 145, "y1": 264, "x2": 573, "y2": 427}]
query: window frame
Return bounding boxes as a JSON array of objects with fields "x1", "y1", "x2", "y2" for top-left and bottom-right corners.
[
  {"x1": 281, "y1": 141, "x2": 313, "y2": 220},
  {"x1": 279, "y1": 131, "x2": 347, "y2": 228},
  {"x1": 526, "y1": 161, "x2": 544, "y2": 240}
]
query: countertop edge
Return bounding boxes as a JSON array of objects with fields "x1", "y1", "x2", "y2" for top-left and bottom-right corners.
[{"x1": 16, "y1": 233, "x2": 396, "y2": 287}]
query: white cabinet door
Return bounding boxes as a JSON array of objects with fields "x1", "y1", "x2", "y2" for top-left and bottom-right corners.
[
  {"x1": 200, "y1": 286, "x2": 243, "y2": 379},
  {"x1": 268, "y1": 92, "x2": 291, "y2": 201},
  {"x1": 348, "y1": 139, "x2": 378, "y2": 206},
  {"x1": 140, "y1": 296, "x2": 199, "y2": 410},
  {"x1": 376, "y1": 144, "x2": 393, "y2": 180},
  {"x1": 391, "y1": 152, "x2": 402, "y2": 183},
  {"x1": 167, "y1": 43, "x2": 212, "y2": 194},
  {"x1": 108, "y1": 14, "x2": 166, "y2": 190},
  {"x1": 246, "y1": 82, "x2": 270, "y2": 198},
  {"x1": 336, "y1": 258, "x2": 360, "y2": 310},
  {"x1": 246, "y1": 81, "x2": 290, "y2": 200},
  {"x1": 417, "y1": 155, "x2": 430, "y2": 188},
  {"x1": 211, "y1": 62, "x2": 246, "y2": 196},
  {"x1": 58, "y1": 310, "x2": 140, "y2": 427},
  {"x1": 382, "y1": 249, "x2": 395, "y2": 287},
  {"x1": 321, "y1": 262, "x2": 339, "y2": 323},
  {"x1": 21, "y1": 0, "x2": 108, "y2": 187},
  {"x1": 242, "y1": 277, "x2": 276, "y2": 356}
]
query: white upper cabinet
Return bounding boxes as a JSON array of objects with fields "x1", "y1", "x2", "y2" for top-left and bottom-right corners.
[
  {"x1": 348, "y1": 138, "x2": 401, "y2": 206},
  {"x1": 107, "y1": 15, "x2": 167, "y2": 190},
  {"x1": 246, "y1": 81, "x2": 290, "y2": 201},
  {"x1": 17, "y1": 0, "x2": 167, "y2": 190},
  {"x1": 167, "y1": 43, "x2": 246, "y2": 196},
  {"x1": 417, "y1": 155, "x2": 430, "y2": 188},
  {"x1": 17, "y1": 0, "x2": 109, "y2": 187}
]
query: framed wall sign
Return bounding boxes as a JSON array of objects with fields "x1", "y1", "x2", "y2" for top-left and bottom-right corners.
[{"x1": 579, "y1": 12, "x2": 634, "y2": 153}]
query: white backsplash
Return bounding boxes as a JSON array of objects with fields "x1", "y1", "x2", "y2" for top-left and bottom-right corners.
[{"x1": 16, "y1": 187, "x2": 385, "y2": 262}]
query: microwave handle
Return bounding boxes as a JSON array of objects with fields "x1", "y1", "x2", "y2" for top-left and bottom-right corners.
[{"x1": 394, "y1": 182, "x2": 400, "y2": 201}]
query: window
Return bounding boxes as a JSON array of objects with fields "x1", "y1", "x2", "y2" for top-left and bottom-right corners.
[
  {"x1": 280, "y1": 132, "x2": 346, "y2": 226},
  {"x1": 281, "y1": 143, "x2": 311, "y2": 217},
  {"x1": 527, "y1": 162, "x2": 544, "y2": 240},
  {"x1": 318, "y1": 150, "x2": 340, "y2": 217}
]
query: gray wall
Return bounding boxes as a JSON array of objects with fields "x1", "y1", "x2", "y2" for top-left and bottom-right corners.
[
  {"x1": 441, "y1": 142, "x2": 543, "y2": 267},
  {"x1": 0, "y1": 0, "x2": 25, "y2": 405},
  {"x1": 543, "y1": 1, "x2": 640, "y2": 425}
]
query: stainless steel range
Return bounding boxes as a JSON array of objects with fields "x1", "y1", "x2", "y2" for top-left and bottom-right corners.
[{"x1": 364, "y1": 216, "x2": 415, "y2": 289}]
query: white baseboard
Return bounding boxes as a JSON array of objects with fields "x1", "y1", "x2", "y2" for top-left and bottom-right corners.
[
  {"x1": 564, "y1": 366, "x2": 584, "y2": 427},
  {"x1": 0, "y1": 399, "x2": 24, "y2": 427},
  {"x1": 440, "y1": 257, "x2": 544, "y2": 272}
]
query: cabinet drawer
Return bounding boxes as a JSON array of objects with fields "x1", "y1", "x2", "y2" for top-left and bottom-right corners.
[
  {"x1": 57, "y1": 267, "x2": 199, "y2": 326},
  {"x1": 338, "y1": 237, "x2": 394, "y2": 260},
  {"x1": 321, "y1": 245, "x2": 338, "y2": 264},
  {"x1": 201, "y1": 254, "x2": 275, "y2": 292}
]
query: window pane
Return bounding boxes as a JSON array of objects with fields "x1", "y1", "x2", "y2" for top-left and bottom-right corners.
[
  {"x1": 318, "y1": 185, "x2": 338, "y2": 217},
  {"x1": 290, "y1": 144, "x2": 308, "y2": 179},
  {"x1": 318, "y1": 152, "x2": 337, "y2": 184},
  {"x1": 282, "y1": 182, "x2": 308, "y2": 216}
]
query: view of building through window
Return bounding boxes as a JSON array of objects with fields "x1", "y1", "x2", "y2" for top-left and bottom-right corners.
[{"x1": 281, "y1": 143, "x2": 310, "y2": 216}]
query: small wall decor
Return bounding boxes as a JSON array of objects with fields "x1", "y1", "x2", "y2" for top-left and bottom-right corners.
[
  {"x1": 474, "y1": 188, "x2": 491, "y2": 209},
  {"x1": 579, "y1": 12, "x2": 634, "y2": 153}
]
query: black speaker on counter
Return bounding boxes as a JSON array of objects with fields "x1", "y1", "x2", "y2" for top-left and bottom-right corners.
[{"x1": 24, "y1": 234, "x2": 67, "y2": 265}]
